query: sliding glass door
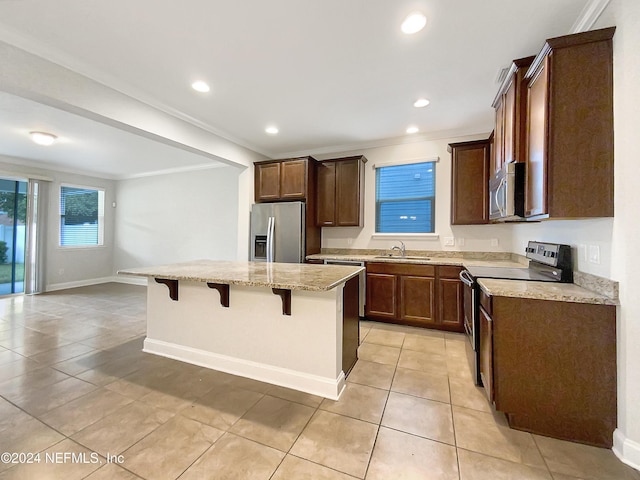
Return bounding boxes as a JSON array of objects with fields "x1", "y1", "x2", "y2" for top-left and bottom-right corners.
[{"x1": 0, "y1": 179, "x2": 28, "y2": 295}]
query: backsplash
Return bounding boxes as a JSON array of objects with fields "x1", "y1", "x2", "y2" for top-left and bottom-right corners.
[{"x1": 573, "y1": 271, "x2": 619, "y2": 301}]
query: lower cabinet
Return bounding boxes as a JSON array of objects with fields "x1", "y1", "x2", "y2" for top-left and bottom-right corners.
[
  {"x1": 480, "y1": 289, "x2": 616, "y2": 448},
  {"x1": 365, "y1": 262, "x2": 463, "y2": 332}
]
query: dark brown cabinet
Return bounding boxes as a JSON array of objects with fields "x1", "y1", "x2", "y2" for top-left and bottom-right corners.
[
  {"x1": 365, "y1": 263, "x2": 463, "y2": 332},
  {"x1": 491, "y1": 56, "x2": 535, "y2": 175},
  {"x1": 253, "y1": 156, "x2": 321, "y2": 258},
  {"x1": 524, "y1": 27, "x2": 615, "y2": 219},
  {"x1": 480, "y1": 290, "x2": 616, "y2": 448},
  {"x1": 316, "y1": 156, "x2": 366, "y2": 227},
  {"x1": 254, "y1": 157, "x2": 315, "y2": 202},
  {"x1": 449, "y1": 139, "x2": 490, "y2": 225}
]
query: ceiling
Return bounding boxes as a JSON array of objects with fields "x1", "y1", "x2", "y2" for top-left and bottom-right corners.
[{"x1": 0, "y1": 0, "x2": 592, "y2": 179}]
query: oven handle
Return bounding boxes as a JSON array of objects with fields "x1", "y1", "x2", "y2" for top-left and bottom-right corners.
[{"x1": 459, "y1": 269, "x2": 474, "y2": 287}]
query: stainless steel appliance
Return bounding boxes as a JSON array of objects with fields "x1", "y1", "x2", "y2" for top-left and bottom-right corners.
[
  {"x1": 460, "y1": 241, "x2": 573, "y2": 385},
  {"x1": 324, "y1": 259, "x2": 366, "y2": 317},
  {"x1": 489, "y1": 162, "x2": 525, "y2": 221},
  {"x1": 250, "y1": 202, "x2": 305, "y2": 263}
]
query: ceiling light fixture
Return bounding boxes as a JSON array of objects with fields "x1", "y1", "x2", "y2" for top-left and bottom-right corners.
[
  {"x1": 30, "y1": 131, "x2": 58, "y2": 146},
  {"x1": 414, "y1": 98, "x2": 430, "y2": 108},
  {"x1": 406, "y1": 126, "x2": 419, "y2": 134},
  {"x1": 265, "y1": 126, "x2": 279, "y2": 135},
  {"x1": 401, "y1": 12, "x2": 427, "y2": 34},
  {"x1": 191, "y1": 80, "x2": 210, "y2": 93}
]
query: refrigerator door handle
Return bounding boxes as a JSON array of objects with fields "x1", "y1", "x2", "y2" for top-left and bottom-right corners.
[{"x1": 267, "y1": 216, "x2": 275, "y2": 262}]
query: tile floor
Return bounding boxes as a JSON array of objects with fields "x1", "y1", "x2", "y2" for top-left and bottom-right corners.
[{"x1": 0, "y1": 283, "x2": 638, "y2": 480}]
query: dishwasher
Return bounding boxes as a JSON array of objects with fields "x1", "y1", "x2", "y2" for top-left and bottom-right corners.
[{"x1": 324, "y1": 259, "x2": 365, "y2": 317}]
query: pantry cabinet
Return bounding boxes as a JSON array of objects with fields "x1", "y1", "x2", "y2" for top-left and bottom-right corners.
[
  {"x1": 524, "y1": 27, "x2": 615, "y2": 219},
  {"x1": 316, "y1": 156, "x2": 366, "y2": 227}
]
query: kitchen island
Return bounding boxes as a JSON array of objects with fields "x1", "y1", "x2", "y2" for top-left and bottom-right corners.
[{"x1": 118, "y1": 260, "x2": 363, "y2": 399}]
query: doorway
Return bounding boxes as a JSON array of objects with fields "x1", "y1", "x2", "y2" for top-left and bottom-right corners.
[{"x1": 0, "y1": 178, "x2": 28, "y2": 295}]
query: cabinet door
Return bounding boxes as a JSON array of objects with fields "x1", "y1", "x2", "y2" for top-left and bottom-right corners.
[
  {"x1": 525, "y1": 59, "x2": 549, "y2": 218},
  {"x1": 503, "y1": 78, "x2": 517, "y2": 165},
  {"x1": 438, "y1": 278, "x2": 464, "y2": 332},
  {"x1": 336, "y1": 159, "x2": 362, "y2": 226},
  {"x1": 255, "y1": 162, "x2": 281, "y2": 201},
  {"x1": 365, "y1": 273, "x2": 397, "y2": 320},
  {"x1": 450, "y1": 141, "x2": 490, "y2": 225},
  {"x1": 399, "y1": 275, "x2": 435, "y2": 325},
  {"x1": 479, "y1": 306, "x2": 493, "y2": 402},
  {"x1": 280, "y1": 160, "x2": 307, "y2": 199},
  {"x1": 493, "y1": 97, "x2": 505, "y2": 175},
  {"x1": 316, "y1": 162, "x2": 336, "y2": 226}
]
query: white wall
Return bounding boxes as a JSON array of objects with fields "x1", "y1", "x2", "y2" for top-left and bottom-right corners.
[
  {"x1": 113, "y1": 165, "x2": 242, "y2": 271},
  {"x1": 315, "y1": 135, "x2": 514, "y2": 254},
  {"x1": 594, "y1": 0, "x2": 640, "y2": 469},
  {"x1": 0, "y1": 155, "x2": 116, "y2": 289}
]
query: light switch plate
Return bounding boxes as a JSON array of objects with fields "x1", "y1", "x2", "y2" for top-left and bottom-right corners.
[
  {"x1": 444, "y1": 237, "x2": 455, "y2": 246},
  {"x1": 588, "y1": 245, "x2": 601, "y2": 264}
]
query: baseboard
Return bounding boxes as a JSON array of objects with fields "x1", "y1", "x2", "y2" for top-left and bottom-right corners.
[
  {"x1": 46, "y1": 276, "x2": 117, "y2": 292},
  {"x1": 113, "y1": 275, "x2": 148, "y2": 286},
  {"x1": 613, "y1": 429, "x2": 640, "y2": 472},
  {"x1": 144, "y1": 337, "x2": 346, "y2": 400},
  {"x1": 45, "y1": 275, "x2": 148, "y2": 292}
]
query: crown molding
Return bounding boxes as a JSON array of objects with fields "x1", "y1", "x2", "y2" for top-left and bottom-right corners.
[{"x1": 570, "y1": 0, "x2": 611, "y2": 33}]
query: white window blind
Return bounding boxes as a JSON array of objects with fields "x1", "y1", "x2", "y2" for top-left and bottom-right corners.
[
  {"x1": 375, "y1": 162, "x2": 435, "y2": 233},
  {"x1": 59, "y1": 186, "x2": 105, "y2": 247}
]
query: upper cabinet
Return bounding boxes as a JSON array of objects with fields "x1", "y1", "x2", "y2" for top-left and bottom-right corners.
[
  {"x1": 524, "y1": 27, "x2": 615, "y2": 219},
  {"x1": 449, "y1": 139, "x2": 490, "y2": 225},
  {"x1": 254, "y1": 157, "x2": 316, "y2": 202},
  {"x1": 491, "y1": 56, "x2": 535, "y2": 175},
  {"x1": 316, "y1": 156, "x2": 367, "y2": 227}
]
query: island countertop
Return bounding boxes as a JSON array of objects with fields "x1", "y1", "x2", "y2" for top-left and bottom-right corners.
[{"x1": 118, "y1": 260, "x2": 364, "y2": 292}]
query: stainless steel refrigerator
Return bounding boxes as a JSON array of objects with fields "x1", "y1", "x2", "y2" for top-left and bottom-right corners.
[{"x1": 250, "y1": 201, "x2": 305, "y2": 263}]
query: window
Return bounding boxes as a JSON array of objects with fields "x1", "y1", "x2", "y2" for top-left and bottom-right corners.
[
  {"x1": 59, "y1": 185, "x2": 105, "y2": 247},
  {"x1": 375, "y1": 162, "x2": 435, "y2": 233}
]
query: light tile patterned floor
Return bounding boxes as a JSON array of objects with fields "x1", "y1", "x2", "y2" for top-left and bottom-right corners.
[{"x1": 0, "y1": 283, "x2": 638, "y2": 480}]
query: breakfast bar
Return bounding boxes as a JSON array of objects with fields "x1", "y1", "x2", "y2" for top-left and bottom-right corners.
[{"x1": 118, "y1": 260, "x2": 363, "y2": 399}]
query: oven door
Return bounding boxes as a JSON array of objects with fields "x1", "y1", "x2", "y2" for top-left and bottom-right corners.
[{"x1": 459, "y1": 270, "x2": 476, "y2": 348}]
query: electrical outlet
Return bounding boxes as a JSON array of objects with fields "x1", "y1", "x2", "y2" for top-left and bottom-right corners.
[
  {"x1": 491, "y1": 238, "x2": 499, "y2": 247},
  {"x1": 456, "y1": 237, "x2": 465, "y2": 246},
  {"x1": 588, "y1": 245, "x2": 601, "y2": 264},
  {"x1": 347, "y1": 238, "x2": 353, "y2": 245},
  {"x1": 444, "y1": 237, "x2": 455, "y2": 246}
]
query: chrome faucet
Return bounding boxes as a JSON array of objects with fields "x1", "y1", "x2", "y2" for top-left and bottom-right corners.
[{"x1": 391, "y1": 241, "x2": 406, "y2": 257}]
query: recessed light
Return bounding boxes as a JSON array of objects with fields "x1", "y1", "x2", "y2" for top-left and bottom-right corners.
[
  {"x1": 191, "y1": 80, "x2": 210, "y2": 93},
  {"x1": 414, "y1": 98, "x2": 430, "y2": 108},
  {"x1": 401, "y1": 12, "x2": 427, "y2": 34},
  {"x1": 265, "y1": 126, "x2": 279, "y2": 135},
  {"x1": 406, "y1": 126, "x2": 419, "y2": 134},
  {"x1": 30, "y1": 131, "x2": 57, "y2": 146}
]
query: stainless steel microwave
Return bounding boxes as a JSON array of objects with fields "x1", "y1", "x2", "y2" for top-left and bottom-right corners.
[{"x1": 489, "y1": 162, "x2": 525, "y2": 221}]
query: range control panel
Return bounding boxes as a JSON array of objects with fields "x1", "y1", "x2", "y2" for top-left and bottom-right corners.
[{"x1": 525, "y1": 241, "x2": 573, "y2": 269}]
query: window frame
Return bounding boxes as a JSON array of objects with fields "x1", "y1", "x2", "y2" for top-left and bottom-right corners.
[
  {"x1": 58, "y1": 183, "x2": 105, "y2": 249},
  {"x1": 374, "y1": 160, "x2": 437, "y2": 235}
]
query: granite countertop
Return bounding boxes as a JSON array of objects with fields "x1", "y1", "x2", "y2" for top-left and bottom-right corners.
[
  {"x1": 118, "y1": 260, "x2": 363, "y2": 292},
  {"x1": 478, "y1": 278, "x2": 617, "y2": 306},
  {"x1": 307, "y1": 253, "x2": 526, "y2": 269}
]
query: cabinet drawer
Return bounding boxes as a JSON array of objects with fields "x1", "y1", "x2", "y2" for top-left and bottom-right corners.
[
  {"x1": 438, "y1": 265, "x2": 463, "y2": 279},
  {"x1": 366, "y1": 262, "x2": 435, "y2": 277},
  {"x1": 480, "y1": 288, "x2": 492, "y2": 315}
]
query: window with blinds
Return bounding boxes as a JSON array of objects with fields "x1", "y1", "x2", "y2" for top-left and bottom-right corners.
[
  {"x1": 59, "y1": 186, "x2": 105, "y2": 246},
  {"x1": 375, "y1": 162, "x2": 435, "y2": 233}
]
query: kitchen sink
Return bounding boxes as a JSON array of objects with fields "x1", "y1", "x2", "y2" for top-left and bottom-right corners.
[{"x1": 373, "y1": 255, "x2": 431, "y2": 261}]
